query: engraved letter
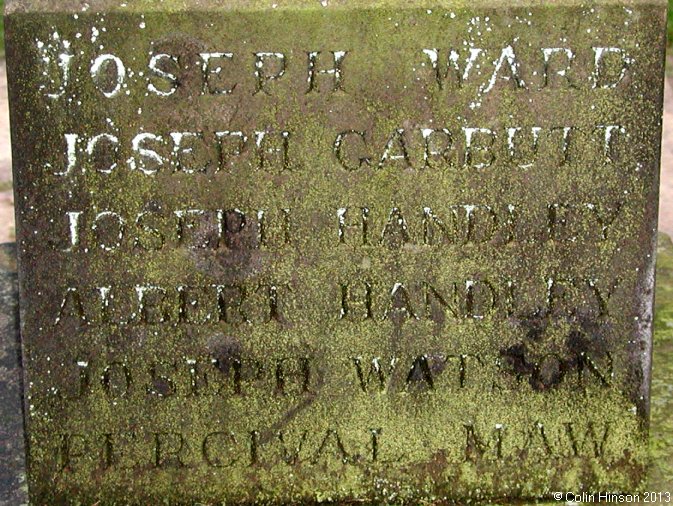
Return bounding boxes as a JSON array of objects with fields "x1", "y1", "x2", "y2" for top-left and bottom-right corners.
[
  {"x1": 422, "y1": 128, "x2": 457, "y2": 168},
  {"x1": 352, "y1": 357, "x2": 396, "y2": 392},
  {"x1": 254, "y1": 52, "x2": 286, "y2": 95},
  {"x1": 202, "y1": 431, "x2": 240, "y2": 467},
  {"x1": 275, "y1": 357, "x2": 311, "y2": 396},
  {"x1": 36, "y1": 33, "x2": 73, "y2": 99},
  {"x1": 541, "y1": 48, "x2": 575, "y2": 88},
  {"x1": 51, "y1": 133, "x2": 80, "y2": 176},
  {"x1": 464, "y1": 423, "x2": 504, "y2": 461},
  {"x1": 383, "y1": 283, "x2": 418, "y2": 321},
  {"x1": 154, "y1": 432, "x2": 186, "y2": 467},
  {"x1": 135, "y1": 285, "x2": 171, "y2": 324},
  {"x1": 564, "y1": 422, "x2": 609, "y2": 457},
  {"x1": 380, "y1": 207, "x2": 410, "y2": 248},
  {"x1": 90, "y1": 54, "x2": 126, "y2": 98},
  {"x1": 422, "y1": 48, "x2": 482, "y2": 89},
  {"x1": 58, "y1": 434, "x2": 88, "y2": 471},
  {"x1": 507, "y1": 127, "x2": 541, "y2": 168},
  {"x1": 128, "y1": 133, "x2": 165, "y2": 175},
  {"x1": 337, "y1": 207, "x2": 369, "y2": 245},
  {"x1": 340, "y1": 280, "x2": 374, "y2": 320},
  {"x1": 63, "y1": 211, "x2": 82, "y2": 252},
  {"x1": 170, "y1": 132, "x2": 210, "y2": 174},
  {"x1": 307, "y1": 51, "x2": 347, "y2": 93},
  {"x1": 406, "y1": 355, "x2": 434, "y2": 390},
  {"x1": 101, "y1": 362, "x2": 132, "y2": 398},
  {"x1": 313, "y1": 430, "x2": 350, "y2": 464},
  {"x1": 464, "y1": 127, "x2": 496, "y2": 169},
  {"x1": 93, "y1": 211, "x2": 126, "y2": 252},
  {"x1": 148, "y1": 53, "x2": 179, "y2": 96},
  {"x1": 482, "y1": 45, "x2": 526, "y2": 93},
  {"x1": 592, "y1": 47, "x2": 632, "y2": 89},
  {"x1": 200, "y1": 52, "x2": 236, "y2": 95},
  {"x1": 134, "y1": 211, "x2": 166, "y2": 251},
  {"x1": 379, "y1": 129, "x2": 411, "y2": 169},
  {"x1": 334, "y1": 130, "x2": 371, "y2": 170},
  {"x1": 215, "y1": 131, "x2": 247, "y2": 172},
  {"x1": 55, "y1": 287, "x2": 87, "y2": 325},
  {"x1": 595, "y1": 125, "x2": 626, "y2": 162},
  {"x1": 87, "y1": 133, "x2": 120, "y2": 174},
  {"x1": 255, "y1": 131, "x2": 291, "y2": 172}
]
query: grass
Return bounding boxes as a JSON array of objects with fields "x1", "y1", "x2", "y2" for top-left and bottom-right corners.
[
  {"x1": 656, "y1": 233, "x2": 673, "y2": 329},
  {"x1": 669, "y1": 0, "x2": 673, "y2": 46},
  {"x1": 649, "y1": 234, "x2": 673, "y2": 489}
]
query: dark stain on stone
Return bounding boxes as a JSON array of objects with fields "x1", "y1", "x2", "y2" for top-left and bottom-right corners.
[
  {"x1": 151, "y1": 33, "x2": 207, "y2": 99},
  {"x1": 502, "y1": 313, "x2": 613, "y2": 391},
  {"x1": 208, "y1": 333, "x2": 243, "y2": 376},
  {"x1": 149, "y1": 375, "x2": 175, "y2": 397},
  {"x1": 500, "y1": 343, "x2": 535, "y2": 380}
]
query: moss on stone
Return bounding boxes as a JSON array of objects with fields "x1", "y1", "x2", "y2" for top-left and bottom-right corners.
[{"x1": 4, "y1": 1, "x2": 669, "y2": 503}]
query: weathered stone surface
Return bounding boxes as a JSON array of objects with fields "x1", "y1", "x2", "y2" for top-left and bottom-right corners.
[
  {"x1": 3, "y1": 234, "x2": 673, "y2": 503},
  {"x1": 0, "y1": 243, "x2": 28, "y2": 506},
  {"x1": 4, "y1": 0, "x2": 668, "y2": 503}
]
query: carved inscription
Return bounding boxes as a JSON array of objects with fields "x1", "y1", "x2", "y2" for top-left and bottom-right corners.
[
  {"x1": 47, "y1": 345, "x2": 613, "y2": 403},
  {"x1": 52, "y1": 420, "x2": 614, "y2": 472},
  {"x1": 49, "y1": 201, "x2": 622, "y2": 252},
  {"x1": 51, "y1": 275, "x2": 622, "y2": 326},
  {"x1": 50, "y1": 123, "x2": 628, "y2": 176},
  {"x1": 15, "y1": 5, "x2": 658, "y2": 495}
]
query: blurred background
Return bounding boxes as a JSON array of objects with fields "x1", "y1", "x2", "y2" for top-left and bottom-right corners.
[
  {"x1": 0, "y1": 2, "x2": 671, "y2": 241},
  {"x1": 0, "y1": 0, "x2": 12, "y2": 241},
  {"x1": 659, "y1": 1, "x2": 673, "y2": 238}
]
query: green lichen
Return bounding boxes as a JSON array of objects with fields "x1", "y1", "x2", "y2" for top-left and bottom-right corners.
[
  {"x1": 647, "y1": 234, "x2": 673, "y2": 492},
  {"x1": 4, "y1": 2, "x2": 669, "y2": 504}
]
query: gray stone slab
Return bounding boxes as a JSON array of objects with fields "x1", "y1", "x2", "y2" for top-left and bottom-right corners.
[
  {"x1": 2, "y1": 234, "x2": 673, "y2": 504},
  {"x1": 3, "y1": 0, "x2": 668, "y2": 503},
  {"x1": 0, "y1": 243, "x2": 27, "y2": 506}
]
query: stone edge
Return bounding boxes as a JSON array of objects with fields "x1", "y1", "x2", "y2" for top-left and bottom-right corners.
[
  {"x1": 0, "y1": 242, "x2": 28, "y2": 506},
  {"x1": 4, "y1": 0, "x2": 669, "y2": 16}
]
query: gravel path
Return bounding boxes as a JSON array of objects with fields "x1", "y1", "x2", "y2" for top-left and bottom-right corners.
[
  {"x1": 0, "y1": 62, "x2": 13, "y2": 243},
  {"x1": 659, "y1": 76, "x2": 673, "y2": 237}
]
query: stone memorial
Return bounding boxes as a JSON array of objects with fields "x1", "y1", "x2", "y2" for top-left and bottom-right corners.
[
  {"x1": 4, "y1": 0, "x2": 668, "y2": 503},
  {"x1": 0, "y1": 243, "x2": 27, "y2": 506}
]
